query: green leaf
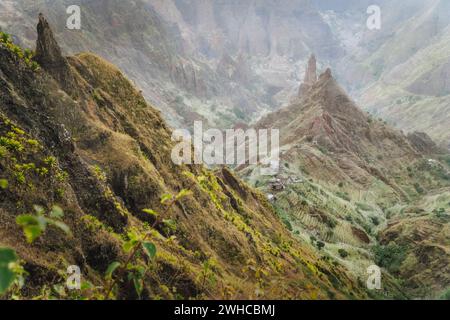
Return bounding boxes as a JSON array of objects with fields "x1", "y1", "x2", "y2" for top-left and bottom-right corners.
[
  {"x1": 0, "y1": 179, "x2": 8, "y2": 189},
  {"x1": 80, "y1": 281, "x2": 94, "y2": 290},
  {"x1": 122, "y1": 240, "x2": 138, "y2": 253},
  {"x1": 132, "y1": 277, "x2": 143, "y2": 297},
  {"x1": 48, "y1": 219, "x2": 71, "y2": 236},
  {"x1": 162, "y1": 219, "x2": 177, "y2": 232},
  {"x1": 182, "y1": 171, "x2": 196, "y2": 180},
  {"x1": 16, "y1": 215, "x2": 46, "y2": 243},
  {"x1": 33, "y1": 205, "x2": 45, "y2": 215},
  {"x1": 175, "y1": 189, "x2": 192, "y2": 200},
  {"x1": 16, "y1": 215, "x2": 45, "y2": 229},
  {"x1": 105, "y1": 262, "x2": 121, "y2": 279},
  {"x1": 49, "y1": 205, "x2": 64, "y2": 218},
  {"x1": 160, "y1": 194, "x2": 173, "y2": 205},
  {"x1": 142, "y1": 208, "x2": 158, "y2": 218},
  {"x1": 142, "y1": 242, "x2": 157, "y2": 260},
  {"x1": 0, "y1": 248, "x2": 18, "y2": 295},
  {"x1": 23, "y1": 226, "x2": 43, "y2": 244}
]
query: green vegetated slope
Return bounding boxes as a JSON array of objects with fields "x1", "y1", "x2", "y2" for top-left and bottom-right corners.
[
  {"x1": 240, "y1": 64, "x2": 450, "y2": 299},
  {"x1": 0, "y1": 0, "x2": 275, "y2": 129},
  {"x1": 0, "y1": 16, "x2": 371, "y2": 300}
]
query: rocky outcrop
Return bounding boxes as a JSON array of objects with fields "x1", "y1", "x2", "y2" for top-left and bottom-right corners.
[
  {"x1": 217, "y1": 53, "x2": 253, "y2": 85},
  {"x1": 407, "y1": 131, "x2": 440, "y2": 154},
  {"x1": 34, "y1": 14, "x2": 77, "y2": 95},
  {"x1": 35, "y1": 14, "x2": 65, "y2": 68},
  {"x1": 298, "y1": 54, "x2": 318, "y2": 96},
  {"x1": 304, "y1": 54, "x2": 318, "y2": 85},
  {"x1": 256, "y1": 57, "x2": 433, "y2": 196}
]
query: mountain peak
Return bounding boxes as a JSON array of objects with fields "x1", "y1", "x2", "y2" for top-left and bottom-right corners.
[
  {"x1": 304, "y1": 54, "x2": 317, "y2": 85},
  {"x1": 319, "y1": 68, "x2": 333, "y2": 81},
  {"x1": 35, "y1": 13, "x2": 65, "y2": 68},
  {"x1": 298, "y1": 54, "x2": 318, "y2": 96},
  {"x1": 34, "y1": 14, "x2": 77, "y2": 94}
]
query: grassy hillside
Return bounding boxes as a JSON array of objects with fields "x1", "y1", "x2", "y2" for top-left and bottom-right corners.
[
  {"x1": 240, "y1": 64, "x2": 450, "y2": 299},
  {"x1": 0, "y1": 17, "x2": 369, "y2": 300}
]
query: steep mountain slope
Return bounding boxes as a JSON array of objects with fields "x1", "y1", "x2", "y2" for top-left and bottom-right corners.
[
  {"x1": 379, "y1": 194, "x2": 450, "y2": 298},
  {"x1": 0, "y1": 16, "x2": 372, "y2": 300},
  {"x1": 0, "y1": 0, "x2": 275, "y2": 129},
  {"x1": 326, "y1": 0, "x2": 450, "y2": 149},
  {"x1": 240, "y1": 58, "x2": 450, "y2": 298},
  {"x1": 255, "y1": 61, "x2": 436, "y2": 198}
]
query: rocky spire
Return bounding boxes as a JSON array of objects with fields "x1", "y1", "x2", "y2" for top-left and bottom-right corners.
[
  {"x1": 303, "y1": 54, "x2": 317, "y2": 85},
  {"x1": 35, "y1": 14, "x2": 65, "y2": 67},
  {"x1": 298, "y1": 54, "x2": 317, "y2": 96},
  {"x1": 34, "y1": 14, "x2": 76, "y2": 94}
]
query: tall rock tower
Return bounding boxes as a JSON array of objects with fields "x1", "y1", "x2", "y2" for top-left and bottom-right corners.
[
  {"x1": 34, "y1": 14, "x2": 77, "y2": 96},
  {"x1": 298, "y1": 54, "x2": 317, "y2": 96}
]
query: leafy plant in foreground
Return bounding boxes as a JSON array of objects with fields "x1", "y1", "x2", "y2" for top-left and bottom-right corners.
[
  {"x1": 103, "y1": 188, "x2": 192, "y2": 299},
  {"x1": 16, "y1": 205, "x2": 71, "y2": 243},
  {"x1": 440, "y1": 288, "x2": 450, "y2": 300},
  {"x1": 0, "y1": 247, "x2": 25, "y2": 296},
  {"x1": 0, "y1": 179, "x2": 8, "y2": 189}
]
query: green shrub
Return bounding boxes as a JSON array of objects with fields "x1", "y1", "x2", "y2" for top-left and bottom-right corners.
[
  {"x1": 282, "y1": 218, "x2": 293, "y2": 232},
  {"x1": 338, "y1": 248, "x2": 349, "y2": 258},
  {"x1": 316, "y1": 241, "x2": 325, "y2": 251},
  {"x1": 336, "y1": 191, "x2": 351, "y2": 202},
  {"x1": 433, "y1": 208, "x2": 447, "y2": 218},
  {"x1": 414, "y1": 183, "x2": 424, "y2": 195},
  {"x1": 439, "y1": 155, "x2": 450, "y2": 167},
  {"x1": 373, "y1": 244, "x2": 407, "y2": 275},
  {"x1": 326, "y1": 217, "x2": 337, "y2": 229},
  {"x1": 356, "y1": 202, "x2": 374, "y2": 211},
  {"x1": 370, "y1": 216, "x2": 380, "y2": 226},
  {"x1": 440, "y1": 288, "x2": 450, "y2": 300},
  {"x1": 0, "y1": 31, "x2": 39, "y2": 71}
]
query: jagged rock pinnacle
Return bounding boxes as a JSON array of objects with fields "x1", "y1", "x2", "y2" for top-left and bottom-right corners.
[
  {"x1": 35, "y1": 13, "x2": 65, "y2": 68},
  {"x1": 34, "y1": 14, "x2": 77, "y2": 95},
  {"x1": 303, "y1": 54, "x2": 317, "y2": 85},
  {"x1": 298, "y1": 54, "x2": 318, "y2": 96}
]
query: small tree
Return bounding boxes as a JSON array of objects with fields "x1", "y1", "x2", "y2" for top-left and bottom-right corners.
[
  {"x1": 338, "y1": 249, "x2": 349, "y2": 258},
  {"x1": 316, "y1": 241, "x2": 325, "y2": 251}
]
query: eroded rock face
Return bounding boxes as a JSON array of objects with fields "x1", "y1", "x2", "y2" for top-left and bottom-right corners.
[
  {"x1": 304, "y1": 54, "x2": 317, "y2": 85},
  {"x1": 407, "y1": 131, "x2": 439, "y2": 154},
  {"x1": 34, "y1": 14, "x2": 77, "y2": 94},
  {"x1": 298, "y1": 54, "x2": 318, "y2": 96},
  {"x1": 35, "y1": 14, "x2": 65, "y2": 68}
]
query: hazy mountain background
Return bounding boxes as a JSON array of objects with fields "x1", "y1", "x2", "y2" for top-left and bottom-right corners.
[
  {"x1": 1, "y1": 0, "x2": 448, "y2": 147},
  {"x1": 0, "y1": 0, "x2": 450, "y2": 144}
]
